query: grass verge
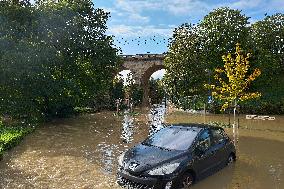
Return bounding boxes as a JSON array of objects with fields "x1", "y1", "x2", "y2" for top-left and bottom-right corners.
[{"x1": 0, "y1": 120, "x2": 35, "y2": 158}]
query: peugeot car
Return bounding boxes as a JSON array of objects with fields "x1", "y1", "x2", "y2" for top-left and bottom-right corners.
[{"x1": 117, "y1": 124, "x2": 236, "y2": 189}]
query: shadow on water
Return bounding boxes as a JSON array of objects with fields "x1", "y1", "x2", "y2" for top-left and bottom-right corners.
[{"x1": 0, "y1": 105, "x2": 283, "y2": 189}]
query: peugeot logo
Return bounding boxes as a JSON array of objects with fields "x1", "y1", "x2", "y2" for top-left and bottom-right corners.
[{"x1": 128, "y1": 162, "x2": 139, "y2": 171}]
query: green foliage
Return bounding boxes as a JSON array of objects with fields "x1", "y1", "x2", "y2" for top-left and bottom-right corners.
[
  {"x1": 109, "y1": 76, "x2": 125, "y2": 109},
  {"x1": 165, "y1": 7, "x2": 284, "y2": 113},
  {"x1": 248, "y1": 13, "x2": 284, "y2": 113},
  {"x1": 164, "y1": 8, "x2": 249, "y2": 106},
  {"x1": 149, "y1": 78, "x2": 164, "y2": 104},
  {"x1": 0, "y1": 122, "x2": 34, "y2": 156},
  {"x1": 164, "y1": 23, "x2": 207, "y2": 102},
  {"x1": 250, "y1": 13, "x2": 284, "y2": 75},
  {"x1": 122, "y1": 72, "x2": 143, "y2": 106},
  {"x1": 208, "y1": 121, "x2": 232, "y2": 128},
  {"x1": 128, "y1": 84, "x2": 143, "y2": 106},
  {"x1": 205, "y1": 43, "x2": 261, "y2": 111},
  {"x1": 175, "y1": 96, "x2": 206, "y2": 110},
  {"x1": 199, "y1": 7, "x2": 250, "y2": 68},
  {"x1": 0, "y1": 0, "x2": 120, "y2": 120}
]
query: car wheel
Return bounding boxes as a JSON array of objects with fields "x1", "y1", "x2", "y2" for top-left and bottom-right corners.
[
  {"x1": 180, "y1": 172, "x2": 194, "y2": 188},
  {"x1": 227, "y1": 154, "x2": 235, "y2": 165}
]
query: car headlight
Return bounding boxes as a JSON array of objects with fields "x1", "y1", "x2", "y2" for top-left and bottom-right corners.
[
  {"x1": 147, "y1": 162, "x2": 180, "y2": 175},
  {"x1": 118, "y1": 152, "x2": 125, "y2": 167}
]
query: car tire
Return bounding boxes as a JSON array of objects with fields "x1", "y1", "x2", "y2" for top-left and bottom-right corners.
[
  {"x1": 180, "y1": 172, "x2": 194, "y2": 188},
  {"x1": 227, "y1": 153, "x2": 235, "y2": 165}
]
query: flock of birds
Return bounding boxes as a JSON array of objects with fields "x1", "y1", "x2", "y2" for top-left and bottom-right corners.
[{"x1": 114, "y1": 36, "x2": 172, "y2": 46}]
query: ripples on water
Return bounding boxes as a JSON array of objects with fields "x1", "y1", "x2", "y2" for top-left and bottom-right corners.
[{"x1": 0, "y1": 105, "x2": 283, "y2": 189}]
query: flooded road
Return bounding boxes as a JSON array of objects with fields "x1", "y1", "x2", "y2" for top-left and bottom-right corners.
[{"x1": 0, "y1": 106, "x2": 283, "y2": 189}]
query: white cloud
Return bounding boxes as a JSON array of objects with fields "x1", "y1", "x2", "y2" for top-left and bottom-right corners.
[
  {"x1": 108, "y1": 24, "x2": 173, "y2": 37},
  {"x1": 112, "y1": 0, "x2": 152, "y2": 24},
  {"x1": 151, "y1": 69, "x2": 166, "y2": 80},
  {"x1": 268, "y1": 0, "x2": 284, "y2": 12},
  {"x1": 100, "y1": 7, "x2": 118, "y2": 14},
  {"x1": 130, "y1": 13, "x2": 150, "y2": 23},
  {"x1": 229, "y1": 0, "x2": 263, "y2": 9},
  {"x1": 220, "y1": 0, "x2": 284, "y2": 13},
  {"x1": 118, "y1": 70, "x2": 132, "y2": 85},
  {"x1": 166, "y1": 0, "x2": 211, "y2": 15},
  {"x1": 107, "y1": 0, "x2": 284, "y2": 38},
  {"x1": 114, "y1": 0, "x2": 211, "y2": 16},
  {"x1": 113, "y1": 0, "x2": 284, "y2": 17}
]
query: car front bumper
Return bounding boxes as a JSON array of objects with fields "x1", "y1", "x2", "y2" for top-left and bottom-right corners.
[{"x1": 117, "y1": 170, "x2": 174, "y2": 189}]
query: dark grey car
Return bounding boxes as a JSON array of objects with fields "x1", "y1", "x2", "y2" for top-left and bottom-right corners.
[{"x1": 117, "y1": 124, "x2": 236, "y2": 189}]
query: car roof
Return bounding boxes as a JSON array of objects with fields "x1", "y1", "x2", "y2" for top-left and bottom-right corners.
[{"x1": 166, "y1": 123, "x2": 223, "y2": 132}]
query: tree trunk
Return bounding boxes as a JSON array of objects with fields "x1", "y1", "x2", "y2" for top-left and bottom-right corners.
[{"x1": 233, "y1": 99, "x2": 238, "y2": 147}]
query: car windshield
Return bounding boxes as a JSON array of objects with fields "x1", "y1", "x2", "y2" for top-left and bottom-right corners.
[{"x1": 143, "y1": 126, "x2": 199, "y2": 151}]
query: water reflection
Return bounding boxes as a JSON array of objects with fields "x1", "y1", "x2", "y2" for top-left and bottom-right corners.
[
  {"x1": 97, "y1": 142, "x2": 119, "y2": 174},
  {"x1": 148, "y1": 104, "x2": 166, "y2": 135},
  {"x1": 269, "y1": 163, "x2": 282, "y2": 189},
  {"x1": 121, "y1": 110, "x2": 134, "y2": 143}
]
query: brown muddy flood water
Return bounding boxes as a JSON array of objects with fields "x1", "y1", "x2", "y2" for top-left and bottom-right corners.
[{"x1": 0, "y1": 106, "x2": 283, "y2": 189}]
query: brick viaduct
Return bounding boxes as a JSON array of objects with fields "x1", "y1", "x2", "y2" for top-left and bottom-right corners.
[{"x1": 120, "y1": 54, "x2": 165, "y2": 106}]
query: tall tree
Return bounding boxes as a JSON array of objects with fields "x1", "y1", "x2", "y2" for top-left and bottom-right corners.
[
  {"x1": 164, "y1": 23, "x2": 207, "y2": 107},
  {"x1": 0, "y1": 0, "x2": 120, "y2": 120},
  {"x1": 248, "y1": 13, "x2": 284, "y2": 112},
  {"x1": 199, "y1": 7, "x2": 250, "y2": 69},
  {"x1": 164, "y1": 8, "x2": 250, "y2": 109}
]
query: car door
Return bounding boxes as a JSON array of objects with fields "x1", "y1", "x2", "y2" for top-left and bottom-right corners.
[
  {"x1": 209, "y1": 128, "x2": 228, "y2": 168},
  {"x1": 192, "y1": 129, "x2": 216, "y2": 177}
]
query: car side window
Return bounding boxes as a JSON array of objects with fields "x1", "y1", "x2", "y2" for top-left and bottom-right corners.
[
  {"x1": 196, "y1": 129, "x2": 211, "y2": 152},
  {"x1": 211, "y1": 129, "x2": 227, "y2": 145}
]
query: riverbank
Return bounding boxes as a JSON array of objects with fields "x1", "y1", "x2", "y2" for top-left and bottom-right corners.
[{"x1": 0, "y1": 121, "x2": 35, "y2": 159}]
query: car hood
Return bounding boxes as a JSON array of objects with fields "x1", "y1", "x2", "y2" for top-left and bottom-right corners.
[{"x1": 123, "y1": 143, "x2": 186, "y2": 174}]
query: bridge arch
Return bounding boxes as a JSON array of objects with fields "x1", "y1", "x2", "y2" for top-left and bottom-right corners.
[
  {"x1": 121, "y1": 54, "x2": 166, "y2": 106},
  {"x1": 141, "y1": 65, "x2": 165, "y2": 106}
]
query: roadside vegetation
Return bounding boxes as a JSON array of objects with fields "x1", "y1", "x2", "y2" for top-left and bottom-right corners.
[
  {"x1": 0, "y1": 120, "x2": 34, "y2": 157},
  {"x1": 0, "y1": 0, "x2": 120, "y2": 157},
  {"x1": 164, "y1": 8, "x2": 284, "y2": 114}
]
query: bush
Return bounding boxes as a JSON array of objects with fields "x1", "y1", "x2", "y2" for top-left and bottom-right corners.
[
  {"x1": 0, "y1": 122, "x2": 34, "y2": 157},
  {"x1": 208, "y1": 121, "x2": 232, "y2": 128}
]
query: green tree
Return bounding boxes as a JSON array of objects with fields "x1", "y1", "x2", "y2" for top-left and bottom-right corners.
[
  {"x1": 149, "y1": 78, "x2": 164, "y2": 104},
  {"x1": 164, "y1": 23, "x2": 207, "y2": 106},
  {"x1": 205, "y1": 43, "x2": 261, "y2": 111},
  {"x1": 111, "y1": 76, "x2": 125, "y2": 101},
  {"x1": 247, "y1": 13, "x2": 284, "y2": 114},
  {"x1": 123, "y1": 72, "x2": 143, "y2": 106},
  {"x1": 164, "y1": 8, "x2": 250, "y2": 109},
  {"x1": 205, "y1": 43, "x2": 261, "y2": 145},
  {"x1": 0, "y1": 0, "x2": 120, "y2": 120},
  {"x1": 199, "y1": 7, "x2": 250, "y2": 69}
]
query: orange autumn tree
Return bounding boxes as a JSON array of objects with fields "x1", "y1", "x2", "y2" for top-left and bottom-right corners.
[{"x1": 206, "y1": 43, "x2": 261, "y2": 111}]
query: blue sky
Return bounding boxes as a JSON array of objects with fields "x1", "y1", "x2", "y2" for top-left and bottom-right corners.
[{"x1": 94, "y1": 0, "x2": 283, "y2": 55}]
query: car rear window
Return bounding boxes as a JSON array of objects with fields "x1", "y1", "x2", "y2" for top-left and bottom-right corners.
[{"x1": 143, "y1": 127, "x2": 198, "y2": 151}]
